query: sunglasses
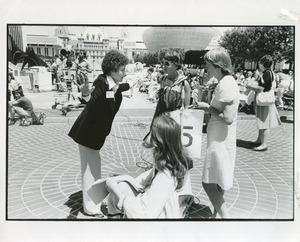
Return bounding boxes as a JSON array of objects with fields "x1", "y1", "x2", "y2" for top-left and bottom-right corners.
[{"x1": 161, "y1": 61, "x2": 173, "y2": 67}]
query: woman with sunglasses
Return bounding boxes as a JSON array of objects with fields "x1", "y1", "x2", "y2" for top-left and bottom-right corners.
[
  {"x1": 142, "y1": 48, "x2": 191, "y2": 148},
  {"x1": 151, "y1": 50, "x2": 191, "y2": 123},
  {"x1": 196, "y1": 47, "x2": 240, "y2": 218}
]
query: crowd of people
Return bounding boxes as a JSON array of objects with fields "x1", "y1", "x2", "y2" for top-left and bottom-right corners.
[
  {"x1": 133, "y1": 60, "x2": 294, "y2": 115},
  {"x1": 8, "y1": 46, "x2": 293, "y2": 219},
  {"x1": 66, "y1": 46, "x2": 292, "y2": 219}
]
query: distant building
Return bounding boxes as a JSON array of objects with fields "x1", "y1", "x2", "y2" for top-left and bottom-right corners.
[
  {"x1": 26, "y1": 33, "x2": 61, "y2": 62},
  {"x1": 23, "y1": 26, "x2": 148, "y2": 70},
  {"x1": 124, "y1": 40, "x2": 147, "y2": 62}
]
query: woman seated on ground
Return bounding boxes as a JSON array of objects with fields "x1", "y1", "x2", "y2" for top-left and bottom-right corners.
[
  {"x1": 8, "y1": 90, "x2": 44, "y2": 126},
  {"x1": 105, "y1": 114, "x2": 193, "y2": 219}
]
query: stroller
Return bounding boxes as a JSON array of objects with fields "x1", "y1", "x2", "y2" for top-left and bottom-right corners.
[
  {"x1": 282, "y1": 93, "x2": 294, "y2": 111},
  {"x1": 52, "y1": 73, "x2": 86, "y2": 115}
]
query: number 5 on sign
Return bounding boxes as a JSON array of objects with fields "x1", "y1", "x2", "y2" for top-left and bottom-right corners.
[{"x1": 169, "y1": 109, "x2": 204, "y2": 159}]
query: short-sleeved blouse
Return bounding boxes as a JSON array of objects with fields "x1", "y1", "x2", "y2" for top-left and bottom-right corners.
[{"x1": 202, "y1": 75, "x2": 240, "y2": 190}]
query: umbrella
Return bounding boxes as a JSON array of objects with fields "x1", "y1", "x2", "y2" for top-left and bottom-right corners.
[
  {"x1": 10, "y1": 44, "x2": 48, "y2": 70},
  {"x1": 20, "y1": 47, "x2": 48, "y2": 70}
]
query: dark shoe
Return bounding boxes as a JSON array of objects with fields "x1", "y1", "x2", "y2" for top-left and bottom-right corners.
[{"x1": 252, "y1": 146, "x2": 268, "y2": 151}]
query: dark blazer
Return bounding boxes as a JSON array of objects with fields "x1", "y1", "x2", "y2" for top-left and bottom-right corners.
[{"x1": 68, "y1": 74, "x2": 129, "y2": 150}]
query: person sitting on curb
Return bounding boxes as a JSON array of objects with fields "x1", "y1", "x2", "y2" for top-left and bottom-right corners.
[{"x1": 8, "y1": 90, "x2": 45, "y2": 126}]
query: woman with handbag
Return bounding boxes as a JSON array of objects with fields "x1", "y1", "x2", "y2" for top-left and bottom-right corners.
[
  {"x1": 247, "y1": 55, "x2": 281, "y2": 152},
  {"x1": 196, "y1": 47, "x2": 240, "y2": 218},
  {"x1": 142, "y1": 48, "x2": 191, "y2": 148}
]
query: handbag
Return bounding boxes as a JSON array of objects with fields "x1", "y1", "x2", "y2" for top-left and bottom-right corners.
[
  {"x1": 168, "y1": 108, "x2": 204, "y2": 159},
  {"x1": 256, "y1": 90, "x2": 275, "y2": 106},
  {"x1": 256, "y1": 71, "x2": 276, "y2": 106}
]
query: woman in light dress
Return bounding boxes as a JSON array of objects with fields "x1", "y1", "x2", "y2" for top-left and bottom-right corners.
[{"x1": 196, "y1": 47, "x2": 240, "y2": 218}]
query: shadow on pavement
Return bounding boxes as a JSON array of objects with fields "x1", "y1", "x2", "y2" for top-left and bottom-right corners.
[
  {"x1": 236, "y1": 139, "x2": 256, "y2": 150},
  {"x1": 185, "y1": 203, "x2": 213, "y2": 219},
  {"x1": 64, "y1": 191, "x2": 84, "y2": 219}
]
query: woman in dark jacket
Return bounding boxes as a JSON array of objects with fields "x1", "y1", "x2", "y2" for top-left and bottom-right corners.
[
  {"x1": 247, "y1": 55, "x2": 281, "y2": 151},
  {"x1": 68, "y1": 50, "x2": 129, "y2": 216}
]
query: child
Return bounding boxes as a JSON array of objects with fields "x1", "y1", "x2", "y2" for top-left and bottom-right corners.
[{"x1": 104, "y1": 114, "x2": 193, "y2": 218}]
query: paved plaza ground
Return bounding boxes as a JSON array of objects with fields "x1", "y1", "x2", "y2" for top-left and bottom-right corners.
[{"x1": 6, "y1": 81, "x2": 295, "y2": 220}]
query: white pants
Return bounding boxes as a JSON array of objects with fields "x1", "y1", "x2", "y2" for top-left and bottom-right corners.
[{"x1": 78, "y1": 144, "x2": 102, "y2": 215}]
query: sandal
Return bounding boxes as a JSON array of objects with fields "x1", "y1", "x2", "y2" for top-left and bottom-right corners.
[{"x1": 252, "y1": 146, "x2": 268, "y2": 151}]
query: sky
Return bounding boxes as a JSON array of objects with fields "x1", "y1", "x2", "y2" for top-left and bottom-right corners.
[
  {"x1": 22, "y1": 25, "x2": 151, "y2": 41},
  {"x1": 22, "y1": 25, "x2": 231, "y2": 42}
]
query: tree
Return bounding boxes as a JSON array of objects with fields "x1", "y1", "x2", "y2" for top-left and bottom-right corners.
[
  {"x1": 184, "y1": 50, "x2": 208, "y2": 67},
  {"x1": 142, "y1": 52, "x2": 159, "y2": 66},
  {"x1": 219, "y1": 26, "x2": 294, "y2": 68},
  {"x1": 133, "y1": 53, "x2": 145, "y2": 63}
]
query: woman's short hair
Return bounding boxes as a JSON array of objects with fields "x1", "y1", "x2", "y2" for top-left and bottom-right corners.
[
  {"x1": 160, "y1": 48, "x2": 183, "y2": 70},
  {"x1": 101, "y1": 50, "x2": 129, "y2": 75},
  {"x1": 259, "y1": 55, "x2": 273, "y2": 68},
  {"x1": 204, "y1": 47, "x2": 233, "y2": 75}
]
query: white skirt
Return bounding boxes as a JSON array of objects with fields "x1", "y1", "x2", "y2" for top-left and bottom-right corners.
[{"x1": 256, "y1": 104, "x2": 281, "y2": 129}]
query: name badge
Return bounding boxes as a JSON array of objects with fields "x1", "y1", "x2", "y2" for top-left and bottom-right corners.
[{"x1": 106, "y1": 91, "x2": 114, "y2": 99}]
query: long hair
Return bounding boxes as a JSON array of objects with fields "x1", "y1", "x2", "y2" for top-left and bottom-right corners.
[
  {"x1": 204, "y1": 47, "x2": 233, "y2": 75},
  {"x1": 150, "y1": 114, "x2": 190, "y2": 189}
]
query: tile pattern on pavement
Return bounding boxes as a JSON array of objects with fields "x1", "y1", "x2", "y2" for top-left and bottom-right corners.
[{"x1": 7, "y1": 116, "x2": 294, "y2": 220}]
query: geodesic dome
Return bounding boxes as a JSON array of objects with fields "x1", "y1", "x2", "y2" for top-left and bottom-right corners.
[{"x1": 142, "y1": 27, "x2": 220, "y2": 53}]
